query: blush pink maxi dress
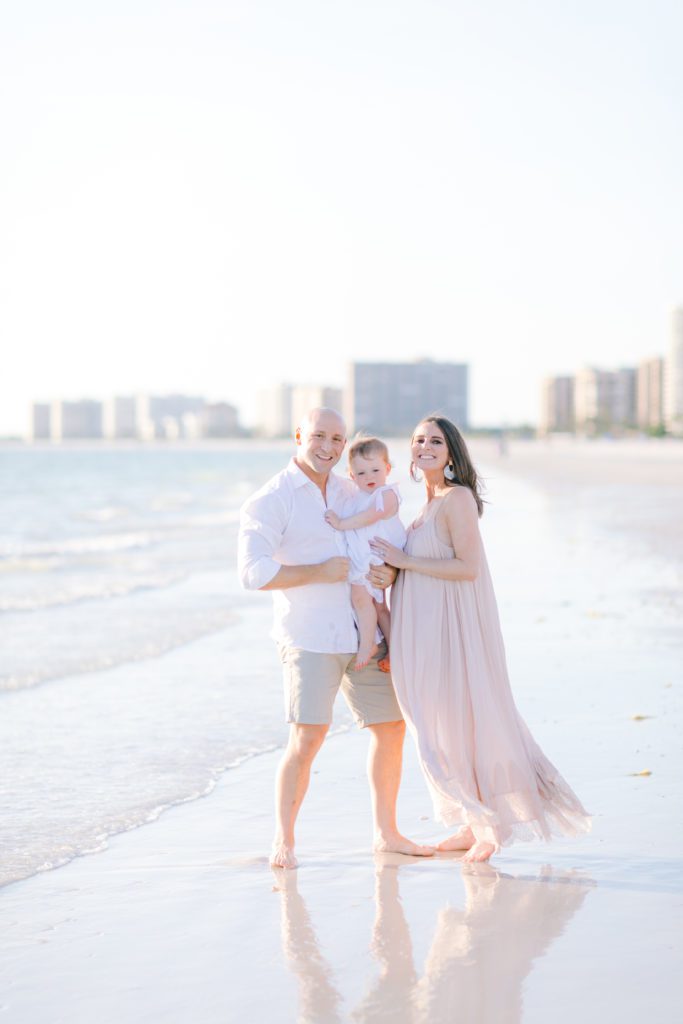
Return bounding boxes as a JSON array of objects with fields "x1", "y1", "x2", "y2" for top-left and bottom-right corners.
[{"x1": 390, "y1": 494, "x2": 591, "y2": 849}]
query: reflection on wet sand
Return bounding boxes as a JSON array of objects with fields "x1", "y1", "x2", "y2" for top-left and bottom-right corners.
[
  {"x1": 274, "y1": 869, "x2": 343, "y2": 1023},
  {"x1": 273, "y1": 857, "x2": 594, "y2": 1024}
]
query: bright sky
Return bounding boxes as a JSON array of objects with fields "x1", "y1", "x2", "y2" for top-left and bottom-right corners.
[{"x1": 2, "y1": 0, "x2": 682, "y2": 434}]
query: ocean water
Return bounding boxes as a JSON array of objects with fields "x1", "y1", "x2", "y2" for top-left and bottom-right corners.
[
  {"x1": 1, "y1": 440, "x2": 681, "y2": 890},
  {"x1": 0, "y1": 443, "x2": 316, "y2": 887}
]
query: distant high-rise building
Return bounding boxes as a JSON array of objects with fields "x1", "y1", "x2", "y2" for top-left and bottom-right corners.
[
  {"x1": 136, "y1": 394, "x2": 205, "y2": 440},
  {"x1": 664, "y1": 306, "x2": 683, "y2": 436},
  {"x1": 199, "y1": 402, "x2": 241, "y2": 438},
  {"x1": 637, "y1": 357, "x2": 664, "y2": 431},
  {"x1": 103, "y1": 396, "x2": 137, "y2": 439},
  {"x1": 345, "y1": 360, "x2": 468, "y2": 437},
  {"x1": 574, "y1": 366, "x2": 636, "y2": 435},
  {"x1": 50, "y1": 400, "x2": 103, "y2": 440},
  {"x1": 539, "y1": 376, "x2": 575, "y2": 435},
  {"x1": 257, "y1": 384, "x2": 293, "y2": 438},
  {"x1": 290, "y1": 386, "x2": 343, "y2": 434},
  {"x1": 612, "y1": 367, "x2": 637, "y2": 428},
  {"x1": 29, "y1": 403, "x2": 51, "y2": 440}
]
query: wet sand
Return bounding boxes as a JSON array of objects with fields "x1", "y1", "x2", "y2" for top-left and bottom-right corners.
[{"x1": 1, "y1": 440, "x2": 682, "y2": 1023}]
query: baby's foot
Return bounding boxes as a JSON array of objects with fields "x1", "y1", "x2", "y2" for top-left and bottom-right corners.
[{"x1": 355, "y1": 642, "x2": 378, "y2": 671}]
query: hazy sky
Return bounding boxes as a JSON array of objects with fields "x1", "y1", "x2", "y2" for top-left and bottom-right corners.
[{"x1": 2, "y1": 0, "x2": 682, "y2": 434}]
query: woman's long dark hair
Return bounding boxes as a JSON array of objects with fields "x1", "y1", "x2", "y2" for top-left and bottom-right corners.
[{"x1": 411, "y1": 414, "x2": 485, "y2": 517}]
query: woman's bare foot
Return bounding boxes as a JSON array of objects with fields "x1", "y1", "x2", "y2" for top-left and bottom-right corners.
[
  {"x1": 270, "y1": 842, "x2": 298, "y2": 869},
  {"x1": 377, "y1": 657, "x2": 391, "y2": 673},
  {"x1": 355, "y1": 642, "x2": 378, "y2": 671},
  {"x1": 462, "y1": 841, "x2": 497, "y2": 863},
  {"x1": 436, "y1": 827, "x2": 475, "y2": 852},
  {"x1": 373, "y1": 832, "x2": 435, "y2": 857}
]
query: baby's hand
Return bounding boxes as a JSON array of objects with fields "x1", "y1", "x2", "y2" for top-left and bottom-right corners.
[{"x1": 324, "y1": 510, "x2": 341, "y2": 530}]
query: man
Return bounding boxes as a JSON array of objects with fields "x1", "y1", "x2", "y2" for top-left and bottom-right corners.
[{"x1": 238, "y1": 407, "x2": 433, "y2": 868}]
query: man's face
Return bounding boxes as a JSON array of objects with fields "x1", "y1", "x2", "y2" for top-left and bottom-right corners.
[{"x1": 296, "y1": 411, "x2": 346, "y2": 477}]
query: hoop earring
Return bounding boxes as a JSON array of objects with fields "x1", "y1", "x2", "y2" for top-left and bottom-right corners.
[
  {"x1": 410, "y1": 461, "x2": 423, "y2": 482},
  {"x1": 444, "y1": 463, "x2": 456, "y2": 481}
]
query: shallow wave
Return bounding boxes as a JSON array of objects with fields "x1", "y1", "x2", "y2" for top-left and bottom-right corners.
[
  {"x1": 78, "y1": 506, "x2": 129, "y2": 523},
  {"x1": 0, "y1": 742, "x2": 281, "y2": 889},
  {"x1": 0, "y1": 531, "x2": 154, "y2": 559},
  {"x1": 0, "y1": 608, "x2": 236, "y2": 691},
  {"x1": 0, "y1": 571, "x2": 188, "y2": 612},
  {"x1": 0, "y1": 727, "x2": 357, "y2": 890}
]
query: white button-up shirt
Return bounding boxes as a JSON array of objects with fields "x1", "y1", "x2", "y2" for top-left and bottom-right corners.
[{"x1": 238, "y1": 459, "x2": 359, "y2": 653}]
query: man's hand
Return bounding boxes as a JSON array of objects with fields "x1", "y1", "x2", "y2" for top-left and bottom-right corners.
[
  {"x1": 324, "y1": 510, "x2": 342, "y2": 530},
  {"x1": 319, "y1": 556, "x2": 351, "y2": 583}
]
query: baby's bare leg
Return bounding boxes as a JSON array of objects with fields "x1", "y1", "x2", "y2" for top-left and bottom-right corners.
[
  {"x1": 375, "y1": 595, "x2": 392, "y2": 673},
  {"x1": 351, "y1": 584, "x2": 379, "y2": 670}
]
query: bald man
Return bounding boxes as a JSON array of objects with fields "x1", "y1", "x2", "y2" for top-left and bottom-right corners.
[{"x1": 238, "y1": 408, "x2": 433, "y2": 868}]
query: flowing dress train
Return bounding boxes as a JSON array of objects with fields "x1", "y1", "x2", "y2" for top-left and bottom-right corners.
[{"x1": 390, "y1": 495, "x2": 591, "y2": 848}]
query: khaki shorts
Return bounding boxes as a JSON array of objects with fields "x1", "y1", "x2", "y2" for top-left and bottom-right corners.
[{"x1": 278, "y1": 643, "x2": 403, "y2": 728}]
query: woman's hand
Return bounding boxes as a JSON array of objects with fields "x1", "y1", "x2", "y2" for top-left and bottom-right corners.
[
  {"x1": 370, "y1": 538, "x2": 411, "y2": 570},
  {"x1": 366, "y1": 562, "x2": 398, "y2": 589}
]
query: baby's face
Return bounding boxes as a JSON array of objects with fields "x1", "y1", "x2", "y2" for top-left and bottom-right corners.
[{"x1": 349, "y1": 454, "x2": 390, "y2": 493}]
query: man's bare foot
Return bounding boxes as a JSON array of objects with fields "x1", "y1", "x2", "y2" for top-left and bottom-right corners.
[
  {"x1": 436, "y1": 826, "x2": 475, "y2": 852},
  {"x1": 462, "y1": 841, "x2": 497, "y2": 863},
  {"x1": 377, "y1": 657, "x2": 391, "y2": 673},
  {"x1": 373, "y1": 833, "x2": 435, "y2": 857},
  {"x1": 355, "y1": 642, "x2": 378, "y2": 671},
  {"x1": 270, "y1": 842, "x2": 298, "y2": 869}
]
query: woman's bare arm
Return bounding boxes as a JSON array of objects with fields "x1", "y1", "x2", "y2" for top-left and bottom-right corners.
[{"x1": 370, "y1": 488, "x2": 480, "y2": 582}]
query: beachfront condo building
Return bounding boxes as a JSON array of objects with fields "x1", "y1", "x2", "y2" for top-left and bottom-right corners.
[
  {"x1": 50, "y1": 400, "x2": 104, "y2": 441},
  {"x1": 290, "y1": 386, "x2": 343, "y2": 434},
  {"x1": 135, "y1": 394, "x2": 205, "y2": 440},
  {"x1": 574, "y1": 367, "x2": 637, "y2": 435},
  {"x1": 256, "y1": 384, "x2": 342, "y2": 437},
  {"x1": 103, "y1": 396, "x2": 137, "y2": 440},
  {"x1": 345, "y1": 360, "x2": 469, "y2": 436},
  {"x1": 539, "y1": 376, "x2": 575, "y2": 435},
  {"x1": 664, "y1": 306, "x2": 683, "y2": 436},
  {"x1": 637, "y1": 357, "x2": 665, "y2": 432},
  {"x1": 198, "y1": 402, "x2": 241, "y2": 438},
  {"x1": 257, "y1": 384, "x2": 293, "y2": 438},
  {"x1": 29, "y1": 403, "x2": 51, "y2": 440}
]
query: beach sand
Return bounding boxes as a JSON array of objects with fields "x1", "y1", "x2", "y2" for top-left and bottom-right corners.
[{"x1": 2, "y1": 440, "x2": 682, "y2": 1023}]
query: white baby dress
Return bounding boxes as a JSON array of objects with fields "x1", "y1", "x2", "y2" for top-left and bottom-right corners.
[{"x1": 343, "y1": 483, "x2": 407, "y2": 601}]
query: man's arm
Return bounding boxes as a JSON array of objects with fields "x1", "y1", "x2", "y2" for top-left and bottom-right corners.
[
  {"x1": 238, "y1": 490, "x2": 349, "y2": 591},
  {"x1": 259, "y1": 558, "x2": 350, "y2": 590}
]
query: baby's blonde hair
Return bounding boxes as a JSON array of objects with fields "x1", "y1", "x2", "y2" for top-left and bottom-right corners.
[{"x1": 348, "y1": 435, "x2": 389, "y2": 464}]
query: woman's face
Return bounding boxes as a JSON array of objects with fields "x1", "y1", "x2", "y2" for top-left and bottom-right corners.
[{"x1": 411, "y1": 421, "x2": 449, "y2": 474}]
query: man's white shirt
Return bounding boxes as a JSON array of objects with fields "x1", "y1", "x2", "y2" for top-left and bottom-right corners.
[{"x1": 238, "y1": 459, "x2": 360, "y2": 653}]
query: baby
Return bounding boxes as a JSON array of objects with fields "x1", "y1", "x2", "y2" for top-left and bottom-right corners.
[{"x1": 324, "y1": 436, "x2": 406, "y2": 671}]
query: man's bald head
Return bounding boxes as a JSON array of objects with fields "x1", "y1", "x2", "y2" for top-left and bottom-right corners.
[
  {"x1": 298, "y1": 407, "x2": 347, "y2": 440},
  {"x1": 295, "y1": 407, "x2": 347, "y2": 481}
]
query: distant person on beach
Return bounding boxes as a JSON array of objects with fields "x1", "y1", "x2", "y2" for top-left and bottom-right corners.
[
  {"x1": 370, "y1": 415, "x2": 591, "y2": 863},
  {"x1": 323, "y1": 436, "x2": 406, "y2": 673},
  {"x1": 238, "y1": 408, "x2": 433, "y2": 869}
]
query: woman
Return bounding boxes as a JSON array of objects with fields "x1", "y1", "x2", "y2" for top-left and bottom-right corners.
[{"x1": 371, "y1": 416, "x2": 591, "y2": 863}]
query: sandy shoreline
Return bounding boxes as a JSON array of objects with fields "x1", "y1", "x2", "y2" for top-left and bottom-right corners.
[
  {"x1": 2, "y1": 442, "x2": 682, "y2": 1022},
  {"x1": 2, "y1": 723, "x2": 681, "y2": 1023}
]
